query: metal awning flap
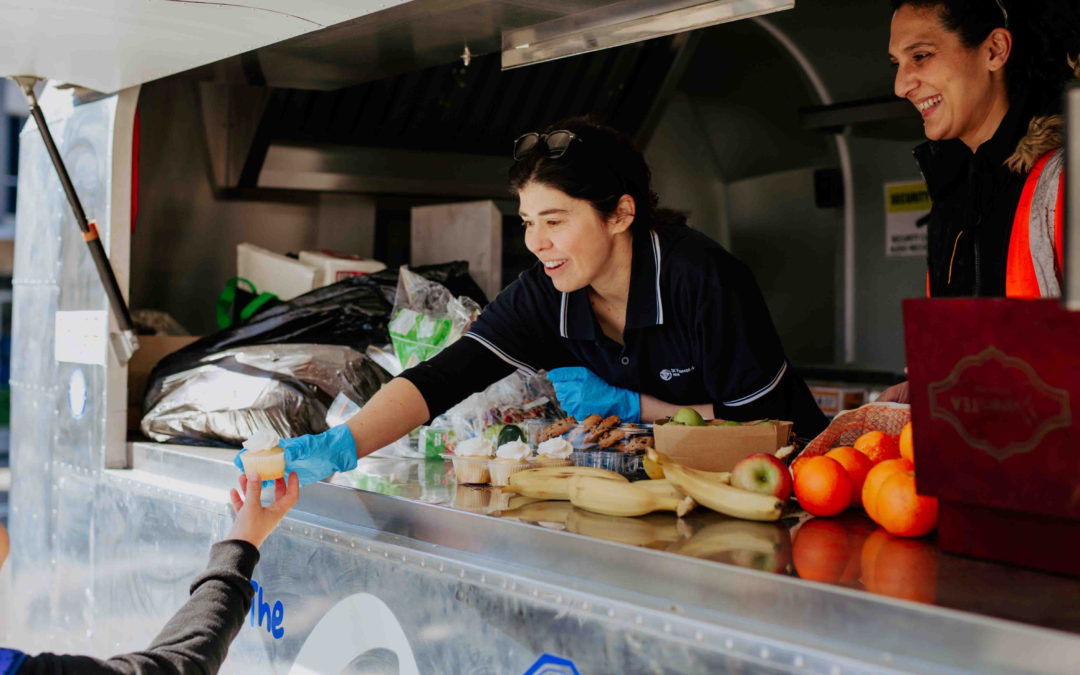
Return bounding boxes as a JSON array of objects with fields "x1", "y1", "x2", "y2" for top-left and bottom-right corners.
[{"x1": 0, "y1": 0, "x2": 411, "y2": 93}]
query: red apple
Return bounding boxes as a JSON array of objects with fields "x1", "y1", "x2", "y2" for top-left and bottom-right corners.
[{"x1": 731, "y1": 452, "x2": 793, "y2": 501}]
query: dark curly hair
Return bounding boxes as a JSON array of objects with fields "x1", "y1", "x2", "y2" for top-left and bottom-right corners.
[
  {"x1": 890, "y1": 0, "x2": 1080, "y2": 114},
  {"x1": 507, "y1": 116, "x2": 686, "y2": 231}
]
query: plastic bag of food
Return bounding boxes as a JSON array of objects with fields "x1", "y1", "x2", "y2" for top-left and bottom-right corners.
[
  {"x1": 800, "y1": 402, "x2": 910, "y2": 457},
  {"x1": 141, "y1": 344, "x2": 391, "y2": 446},
  {"x1": 388, "y1": 267, "x2": 482, "y2": 369},
  {"x1": 431, "y1": 371, "x2": 563, "y2": 450}
]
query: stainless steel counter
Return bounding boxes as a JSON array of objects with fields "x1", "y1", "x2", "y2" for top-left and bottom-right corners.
[{"x1": 130, "y1": 442, "x2": 1080, "y2": 673}]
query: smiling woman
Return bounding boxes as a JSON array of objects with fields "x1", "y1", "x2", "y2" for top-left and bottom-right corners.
[
  {"x1": 241, "y1": 117, "x2": 830, "y2": 484},
  {"x1": 887, "y1": 0, "x2": 1080, "y2": 299}
]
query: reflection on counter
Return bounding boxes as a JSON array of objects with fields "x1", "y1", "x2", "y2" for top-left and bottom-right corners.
[{"x1": 329, "y1": 458, "x2": 1080, "y2": 634}]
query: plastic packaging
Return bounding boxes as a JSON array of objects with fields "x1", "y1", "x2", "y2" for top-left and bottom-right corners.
[
  {"x1": 141, "y1": 344, "x2": 391, "y2": 446},
  {"x1": 388, "y1": 267, "x2": 481, "y2": 369}
]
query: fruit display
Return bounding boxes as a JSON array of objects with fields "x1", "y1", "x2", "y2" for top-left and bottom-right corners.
[
  {"x1": 648, "y1": 449, "x2": 784, "y2": 522},
  {"x1": 500, "y1": 465, "x2": 628, "y2": 500},
  {"x1": 667, "y1": 518, "x2": 792, "y2": 573},
  {"x1": 792, "y1": 420, "x2": 938, "y2": 539}
]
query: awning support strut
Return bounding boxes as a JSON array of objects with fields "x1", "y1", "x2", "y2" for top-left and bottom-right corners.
[{"x1": 10, "y1": 76, "x2": 139, "y2": 364}]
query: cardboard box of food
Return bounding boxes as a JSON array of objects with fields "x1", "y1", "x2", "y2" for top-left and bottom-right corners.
[
  {"x1": 127, "y1": 335, "x2": 201, "y2": 433},
  {"x1": 237, "y1": 243, "x2": 320, "y2": 300},
  {"x1": 653, "y1": 419, "x2": 793, "y2": 472},
  {"x1": 904, "y1": 298, "x2": 1080, "y2": 577},
  {"x1": 809, "y1": 384, "x2": 868, "y2": 418}
]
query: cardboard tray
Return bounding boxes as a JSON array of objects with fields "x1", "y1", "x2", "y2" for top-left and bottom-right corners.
[{"x1": 653, "y1": 418, "x2": 793, "y2": 472}]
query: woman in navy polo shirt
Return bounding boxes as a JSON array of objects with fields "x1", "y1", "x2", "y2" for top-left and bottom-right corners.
[{"x1": 237, "y1": 118, "x2": 827, "y2": 485}]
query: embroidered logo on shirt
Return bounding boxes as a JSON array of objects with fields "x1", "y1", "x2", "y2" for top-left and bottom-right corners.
[{"x1": 659, "y1": 366, "x2": 695, "y2": 381}]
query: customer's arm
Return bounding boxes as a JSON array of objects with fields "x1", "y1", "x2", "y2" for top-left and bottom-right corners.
[{"x1": 16, "y1": 472, "x2": 299, "y2": 675}]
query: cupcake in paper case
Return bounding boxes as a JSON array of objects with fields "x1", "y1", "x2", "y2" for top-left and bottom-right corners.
[
  {"x1": 532, "y1": 437, "x2": 573, "y2": 467},
  {"x1": 239, "y1": 429, "x2": 286, "y2": 481},
  {"x1": 488, "y1": 440, "x2": 534, "y2": 486},
  {"x1": 445, "y1": 436, "x2": 495, "y2": 484},
  {"x1": 454, "y1": 485, "x2": 494, "y2": 511}
]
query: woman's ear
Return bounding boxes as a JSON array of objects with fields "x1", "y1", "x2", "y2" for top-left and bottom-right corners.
[
  {"x1": 985, "y1": 27, "x2": 1012, "y2": 73},
  {"x1": 607, "y1": 194, "x2": 636, "y2": 234}
]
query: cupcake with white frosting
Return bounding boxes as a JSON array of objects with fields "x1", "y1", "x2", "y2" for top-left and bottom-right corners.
[
  {"x1": 488, "y1": 440, "x2": 533, "y2": 486},
  {"x1": 447, "y1": 436, "x2": 495, "y2": 484},
  {"x1": 532, "y1": 437, "x2": 574, "y2": 467}
]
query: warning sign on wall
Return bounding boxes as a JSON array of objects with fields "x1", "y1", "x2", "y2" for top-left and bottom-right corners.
[{"x1": 885, "y1": 181, "x2": 931, "y2": 257}]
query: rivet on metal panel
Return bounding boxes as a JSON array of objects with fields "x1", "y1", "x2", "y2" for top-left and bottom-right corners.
[
  {"x1": 830, "y1": 667, "x2": 841, "y2": 675},
  {"x1": 366, "y1": 545, "x2": 372, "y2": 552},
  {"x1": 694, "y1": 631, "x2": 703, "y2": 641},
  {"x1": 760, "y1": 648, "x2": 770, "y2": 660},
  {"x1": 794, "y1": 656, "x2": 805, "y2": 668},
  {"x1": 532, "y1": 589, "x2": 539, "y2": 598},
  {"x1": 383, "y1": 551, "x2": 389, "y2": 558},
  {"x1": 556, "y1": 595, "x2": 563, "y2": 603},
  {"x1": 350, "y1": 542, "x2": 355, "y2": 548},
  {"x1": 303, "y1": 528, "x2": 309, "y2": 535},
  {"x1": 607, "y1": 608, "x2": 615, "y2": 618},
  {"x1": 439, "y1": 563, "x2": 445, "y2": 572},
  {"x1": 333, "y1": 537, "x2": 338, "y2": 543},
  {"x1": 725, "y1": 639, "x2": 735, "y2": 650},
  {"x1": 501, "y1": 580, "x2": 507, "y2": 589},
  {"x1": 458, "y1": 569, "x2": 465, "y2": 578},
  {"x1": 419, "y1": 560, "x2": 425, "y2": 567},
  {"x1": 663, "y1": 623, "x2": 671, "y2": 633},
  {"x1": 510, "y1": 582, "x2": 517, "y2": 591},
  {"x1": 581, "y1": 601, "x2": 589, "y2": 611},
  {"x1": 479, "y1": 574, "x2": 485, "y2": 583},
  {"x1": 634, "y1": 615, "x2": 643, "y2": 625}
]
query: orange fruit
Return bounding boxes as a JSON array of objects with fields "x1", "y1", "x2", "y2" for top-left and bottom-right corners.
[
  {"x1": 860, "y1": 529, "x2": 938, "y2": 602},
  {"x1": 874, "y1": 470, "x2": 938, "y2": 538},
  {"x1": 899, "y1": 422, "x2": 915, "y2": 464},
  {"x1": 794, "y1": 456, "x2": 852, "y2": 517},
  {"x1": 825, "y1": 446, "x2": 874, "y2": 509},
  {"x1": 854, "y1": 431, "x2": 901, "y2": 465},
  {"x1": 861, "y1": 458, "x2": 914, "y2": 522},
  {"x1": 792, "y1": 518, "x2": 851, "y2": 583},
  {"x1": 791, "y1": 453, "x2": 817, "y2": 480}
]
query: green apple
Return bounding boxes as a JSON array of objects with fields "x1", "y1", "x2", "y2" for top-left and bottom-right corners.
[{"x1": 671, "y1": 407, "x2": 706, "y2": 426}]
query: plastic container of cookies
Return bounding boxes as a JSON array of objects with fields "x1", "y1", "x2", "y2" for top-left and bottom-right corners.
[
  {"x1": 563, "y1": 422, "x2": 653, "y2": 452},
  {"x1": 571, "y1": 450, "x2": 646, "y2": 479}
]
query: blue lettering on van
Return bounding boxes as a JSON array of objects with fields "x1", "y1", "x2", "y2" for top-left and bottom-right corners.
[{"x1": 249, "y1": 580, "x2": 285, "y2": 639}]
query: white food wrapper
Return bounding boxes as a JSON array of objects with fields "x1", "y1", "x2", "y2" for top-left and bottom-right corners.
[{"x1": 242, "y1": 429, "x2": 280, "y2": 452}]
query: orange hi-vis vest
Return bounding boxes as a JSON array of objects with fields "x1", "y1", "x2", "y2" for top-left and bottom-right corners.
[
  {"x1": 924, "y1": 148, "x2": 1065, "y2": 298},
  {"x1": 1005, "y1": 149, "x2": 1065, "y2": 298}
]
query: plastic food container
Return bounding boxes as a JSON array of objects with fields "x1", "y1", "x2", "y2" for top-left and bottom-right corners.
[
  {"x1": 571, "y1": 450, "x2": 646, "y2": 479},
  {"x1": 440, "y1": 454, "x2": 491, "y2": 485},
  {"x1": 563, "y1": 422, "x2": 653, "y2": 451}
]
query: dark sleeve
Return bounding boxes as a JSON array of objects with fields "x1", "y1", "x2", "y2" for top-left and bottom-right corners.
[
  {"x1": 399, "y1": 269, "x2": 575, "y2": 421},
  {"x1": 685, "y1": 254, "x2": 827, "y2": 439},
  {"x1": 18, "y1": 540, "x2": 259, "y2": 675},
  {"x1": 399, "y1": 335, "x2": 517, "y2": 421}
]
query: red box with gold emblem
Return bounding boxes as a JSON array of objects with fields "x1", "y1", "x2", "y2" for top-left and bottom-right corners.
[{"x1": 904, "y1": 298, "x2": 1080, "y2": 577}]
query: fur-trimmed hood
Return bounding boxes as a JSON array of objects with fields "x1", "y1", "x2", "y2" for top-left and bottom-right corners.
[{"x1": 1005, "y1": 57, "x2": 1080, "y2": 173}]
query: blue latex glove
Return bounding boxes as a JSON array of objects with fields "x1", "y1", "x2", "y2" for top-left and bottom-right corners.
[
  {"x1": 546, "y1": 367, "x2": 640, "y2": 423},
  {"x1": 234, "y1": 425, "x2": 358, "y2": 488}
]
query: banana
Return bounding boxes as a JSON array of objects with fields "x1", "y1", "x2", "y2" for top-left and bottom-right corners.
[
  {"x1": 567, "y1": 475, "x2": 695, "y2": 517},
  {"x1": 632, "y1": 479, "x2": 698, "y2": 516},
  {"x1": 500, "y1": 466, "x2": 627, "y2": 500},
  {"x1": 667, "y1": 519, "x2": 792, "y2": 572},
  {"x1": 647, "y1": 449, "x2": 782, "y2": 522},
  {"x1": 566, "y1": 509, "x2": 691, "y2": 548},
  {"x1": 499, "y1": 500, "x2": 576, "y2": 525}
]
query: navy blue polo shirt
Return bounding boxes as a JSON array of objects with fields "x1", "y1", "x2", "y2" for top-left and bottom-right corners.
[{"x1": 403, "y1": 224, "x2": 826, "y2": 435}]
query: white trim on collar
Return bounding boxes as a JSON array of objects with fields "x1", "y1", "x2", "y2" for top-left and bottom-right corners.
[
  {"x1": 724, "y1": 361, "x2": 788, "y2": 407},
  {"x1": 464, "y1": 332, "x2": 538, "y2": 376},
  {"x1": 559, "y1": 292, "x2": 569, "y2": 338},
  {"x1": 650, "y1": 229, "x2": 664, "y2": 325}
]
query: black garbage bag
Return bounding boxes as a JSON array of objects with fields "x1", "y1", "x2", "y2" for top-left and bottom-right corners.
[
  {"x1": 141, "y1": 262, "x2": 487, "y2": 445},
  {"x1": 146, "y1": 261, "x2": 486, "y2": 397}
]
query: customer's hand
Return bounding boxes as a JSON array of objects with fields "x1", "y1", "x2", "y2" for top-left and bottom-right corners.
[
  {"x1": 876, "y1": 381, "x2": 910, "y2": 404},
  {"x1": 233, "y1": 425, "x2": 358, "y2": 487},
  {"x1": 228, "y1": 472, "x2": 299, "y2": 549},
  {"x1": 547, "y1": 367, "x2": 641, "y2": 422}
]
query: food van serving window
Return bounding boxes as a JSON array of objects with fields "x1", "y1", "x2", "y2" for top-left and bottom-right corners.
[{"x1": 235, "y1": 117, "x2": 827, "y2": 486}]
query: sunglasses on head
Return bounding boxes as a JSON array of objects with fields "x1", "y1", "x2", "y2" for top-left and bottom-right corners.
[{"x1": 512, "y1": 130, "x2": 581, "y2": 161}]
